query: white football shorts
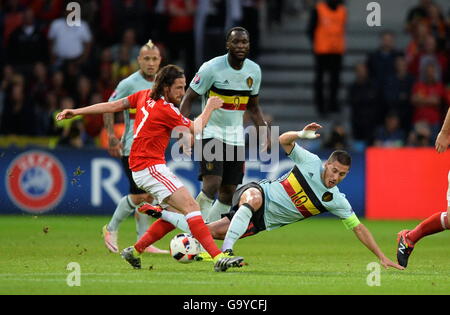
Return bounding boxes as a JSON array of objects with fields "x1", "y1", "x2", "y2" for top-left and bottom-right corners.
[{"x1": 132, "y1": 164, "x2": 184, "y2": 205}]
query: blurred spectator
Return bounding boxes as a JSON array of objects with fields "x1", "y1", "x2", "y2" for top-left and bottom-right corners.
[
  {"x1": 308, "y1": 0, "x2": 347, "y2": 117},
  {"x1": 384, "y1": 56, "x2": 415, "y2": 134},
  {"x1": 29, "y1": 0, "x2": 64, "y2": 26},
  {"x1": 367, "y1": 31, "x2": 403, "y2": 108},
  {"x1": 0, "y1": 65, "x2": 16, "y2": 123},
  {"x1": 241, "y1": 0, "x2": 262, "y2": 60},
  {"x1": 47, "y1": 9, "x2": 92, "y2": 70},
  {"x1": 111, "y1": 45, "x2": 139, "y2": 83},
  {"x1": 0, "y1": 2, "x2": 5, "y2": 69},
  {"x1": 3, "y1": 0, "x2": 26, "y2": 47},
  {"x1": 29, "y1": 62, "x2": 50, "y2": 110},
  {"x1": 97, "y1": 48, "x2": 115, "y2": 101},
  {"x1": 165, "y1": 0, "x2": 196, "y2": 82},
  {"x1": 411, "y1": 62, "x2": 447, "y2": 137},
  {"x1": 53, "y1": 96, "x2": 85, "y2": 148},
  {"x1": 405, "y1": 0, "x2": 432, "y2": 33},
  {"x1": 426, "y1": 3, "x2": 447, "y2": 50},
  {"x1": 50, "y1": 71, "x2": 68, "y2": 103},
  {"x1": 407, "y1": 121, "x2": 434, "y2": 146},
  {"x1": 348, "y1": 63, "x2": 379, "y2": 145},
  {"x1": 110, "y1": 28, "x2": 140, "y2": 65},
  {"x1": 0, "y1": 76, "x2": 36, "y2": 135},
  {"x1": 323, "y1": 123, "x2": 349, "y2": 150},
  {"x1": 405, "y1": 22, "x2": 430, "y2": 66},
  {"x1": 83, "y1": 92, "x2": 103, "y2": 139},
  {"x1": 112, "y1": 0, "x2": 149, "y2": 44},
  {"x1": 373, "y1": 112, "x2": 406, "y2": 147},
  {"x1": 6, "y1": 8, "x2": 47, "y2": 72},
  {"x1": 195, "y1": 0, "x2": 242, "y2": 66},
  {"x1": 409, "y1": 35, "x2": 448, "y2": 82}
]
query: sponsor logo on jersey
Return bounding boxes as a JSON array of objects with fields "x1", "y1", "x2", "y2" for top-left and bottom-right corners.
[
  {"x1": 193, "y1": 74, "x2": 201, "y2": 85},
  {"x1": 6, "y1": 151, "x2": 66, "y2": 213}
]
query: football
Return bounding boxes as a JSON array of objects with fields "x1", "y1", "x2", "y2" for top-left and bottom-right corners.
[{"x1": 169, "y1": 233, "x2": 201, "y2": 263}]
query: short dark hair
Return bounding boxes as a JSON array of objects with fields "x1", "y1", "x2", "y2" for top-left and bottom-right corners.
[
  {"x1": 150, "y1": 65, "x2": 184, "y2": 100},
  {"x1": 226, "y1": 26, "x2": 250, "y2": 42},
  {"x1": 328, "y1": 150, "x2": 352, "y2": 167}
]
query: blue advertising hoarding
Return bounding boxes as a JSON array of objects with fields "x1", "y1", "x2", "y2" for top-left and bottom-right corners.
[{"x1": 0, "y1": 147, "x2": 365, "y2": 217}]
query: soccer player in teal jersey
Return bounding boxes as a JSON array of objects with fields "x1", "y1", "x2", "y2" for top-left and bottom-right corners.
[
  {"x1": 396, "y1": 107, "x2": 450, "y2": 267},
  {"x1": 180, "y1": 27, "x2": 270, "y2": 224},
  {"x1": 140, "y1": 123, "x2": 404, "y2": 270},
  {"x1": 102, "y1": 40, "x2": 168, "y2": 254}
]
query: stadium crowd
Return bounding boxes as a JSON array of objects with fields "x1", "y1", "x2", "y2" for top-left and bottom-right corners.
[{"x1": 0, "y1": 0, "x2": 449, "y2": 150}]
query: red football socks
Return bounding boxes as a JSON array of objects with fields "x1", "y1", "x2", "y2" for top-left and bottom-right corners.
[
  {"x1": 134, "y1": 219, "x2": 175, "y2": 253},
  {"x1": 186, "y1": 212, "x2": 221, "y2": 258},
  {"x1": 407, "y1": 212, "x2": 449, "y2": 245}
]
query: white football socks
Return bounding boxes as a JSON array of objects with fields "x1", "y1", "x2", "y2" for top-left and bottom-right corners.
[
  {"x1": 196, "y1": 191, "x2": 215, "y2": 220},
  {"x1": 206, "y1": 200, "x2": 231, "y2": 223},
  {"x1": 222, "y1": 204, "x2": 253, "y2": 252},
  {"x1": 107, "y1": 195, "x2": 136, "y2": 231}
]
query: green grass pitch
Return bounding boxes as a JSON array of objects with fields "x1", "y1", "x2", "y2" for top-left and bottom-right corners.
[{"x1": 0, "y1": 215, "x2": 449, "y2": 295}]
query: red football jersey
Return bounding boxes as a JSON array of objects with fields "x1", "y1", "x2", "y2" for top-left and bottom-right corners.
[{"x1": 127, "y1": 89, "x2": 191, "y2": 171}]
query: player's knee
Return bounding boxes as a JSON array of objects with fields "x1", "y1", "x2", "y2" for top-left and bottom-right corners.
[
  {"x1": 240, "y1": 188, "x2": 263, "y2": 211},
  {"x1": 129, "y1": 194, "x2": 150, "y2": 206}
]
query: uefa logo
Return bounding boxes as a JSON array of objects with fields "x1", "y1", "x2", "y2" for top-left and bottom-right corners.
[{"x1": 6, "y1": 151, "x2": 67, "y2": 214}]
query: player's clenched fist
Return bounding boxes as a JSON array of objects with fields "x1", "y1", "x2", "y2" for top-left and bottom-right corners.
[
  {"x1": 205, "y1": 96, "x2": 223, "y2": 110},
  {"x1": 56, "y1": 109, "x2": 77, "y2": 121}
]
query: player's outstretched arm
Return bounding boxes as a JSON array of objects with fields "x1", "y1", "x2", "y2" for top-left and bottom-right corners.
[
  {"x1": 279, "y1": 122, "x2": 322, "y2": 154},
  {"x1": 435, "y1": 108, "x2": 450, "y2": 153},
  {"x1": 56, "y1": 98, "x2": 131, "y2": 121},
  {"x1": 352, "y1": 224, "x2": 405, "y2": 270},
  {"x1": 190, "y1": 96, "x2": 223, "y2": 135}
]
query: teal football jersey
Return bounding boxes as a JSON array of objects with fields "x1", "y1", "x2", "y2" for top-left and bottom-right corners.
[
  {"x1": 259, "y1": 144, "x2": 355, "y2": 231},
  {"x1": 109, "y1": 71, "x2": 155, "y2": 156},
  {"x1": 190, "y1": 54, "x2": 261, "y2": 146}
]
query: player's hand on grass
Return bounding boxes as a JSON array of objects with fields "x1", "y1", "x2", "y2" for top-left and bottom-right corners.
[
  {"x1": 297, "y1": 122, "x2": 322, "y2": 139},
  {"x1": 56, "y1": 109, "x2": 76, "y2": 121},
  {"x1": 380, "y1": 256, "x2": 405, "y2": 270},
  {"x1": 206, "y1": 96, "x2": 224, "y2": 111},
  {"x1": 435, "y1": 131, "x2": 449, "y2": 153},
  {"x1": 108, "y1": 135, "x2": 123, "y2": 158}
]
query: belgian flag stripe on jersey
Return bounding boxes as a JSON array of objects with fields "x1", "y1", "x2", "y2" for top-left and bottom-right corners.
[
  {"x1": 280, "y1": 166, "x2": 328, "y2": 217},
  {"x1": 209, "y1": 90, "x2": 249, "y2": 111},
  {"x1": 129, "y1": 108, "x2": 137, "y2": 120}
]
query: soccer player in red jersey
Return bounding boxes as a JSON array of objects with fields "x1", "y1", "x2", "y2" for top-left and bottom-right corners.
[
  {"x1": 57, "y1": 65, "x2": 245, "y2": 272},
  {"x1": 397, "y1": 107, "x2": 450, "y2": 267}
]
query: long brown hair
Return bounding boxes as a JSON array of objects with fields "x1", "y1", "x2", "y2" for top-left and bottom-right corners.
[{"x1": 150, "y1": 65, "x2": 185, "y2": 100}]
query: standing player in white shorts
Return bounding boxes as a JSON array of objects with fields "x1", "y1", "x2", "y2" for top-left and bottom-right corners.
[
  {"x1": 102, "y1": 40, "x2": 167, "y2": 254},
  {"x1": 397, "y1": 107, "x2": 450, "y2": 267},
  {"x1": 57, "y1": 65, "x2": 245, "y2": 272}
]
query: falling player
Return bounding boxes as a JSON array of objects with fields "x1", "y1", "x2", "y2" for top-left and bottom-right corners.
[{"x1": 140, "y1": 123, "x2": 404, "y2": 270}]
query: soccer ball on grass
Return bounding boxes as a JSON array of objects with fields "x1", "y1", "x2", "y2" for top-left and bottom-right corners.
[{"x1": 169, "y1": 233, "x2": 201, "y2": 263}]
